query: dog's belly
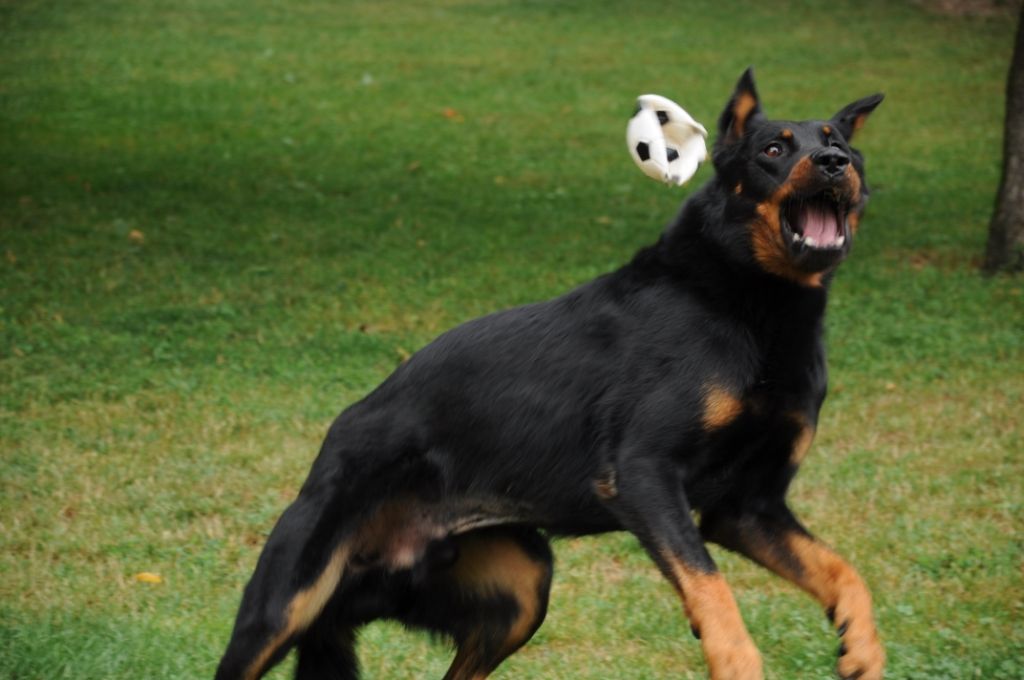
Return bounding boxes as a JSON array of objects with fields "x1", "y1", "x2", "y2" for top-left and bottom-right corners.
[
  {"x1": 444, "y1": 494, "x2": 620, "y2": 536},
  {"x1": 346, "y1": 492, "x2": 619, "y2": 573}
]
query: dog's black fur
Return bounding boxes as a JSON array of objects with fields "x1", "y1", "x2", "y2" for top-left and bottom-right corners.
[{"x1": 216, "y1": 70, "x2": 885, "y2": 680}]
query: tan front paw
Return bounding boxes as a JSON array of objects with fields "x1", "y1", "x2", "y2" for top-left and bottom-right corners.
[
  {"x1": 832, "y1": 609, "x2": 885, "y2": 680},
  {"x1": 704, "y1": 637, "x2": 764, "y2": 680}
]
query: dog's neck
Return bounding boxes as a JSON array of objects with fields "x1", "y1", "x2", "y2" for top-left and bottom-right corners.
[
  {"x1": 628, "y1": 181, "x2": 832, "y2": 394},
  {"x1": 650, "y1": 179, "x2": 832, "y2": 331}
]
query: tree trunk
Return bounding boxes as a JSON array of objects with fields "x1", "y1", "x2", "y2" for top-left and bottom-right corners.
[{"x1": 984, "y1": 8, "x2": 1024, "y2": 274}]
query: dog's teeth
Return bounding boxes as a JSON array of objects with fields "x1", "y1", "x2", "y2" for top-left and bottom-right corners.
[
  {"x1": 836, "y1": 236, "x2": 845, "y2": 246},
  {"x1": 805, "y1": 236, "x2": 817, "y2": 247},
  {"x1": 794, "y1": 233, "x2": 804, "y2": 242}
]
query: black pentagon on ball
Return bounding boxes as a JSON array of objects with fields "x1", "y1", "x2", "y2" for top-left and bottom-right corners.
[
  {"x1": 666, "y1": 147, "x2": 680, "y2": 162},
  {"x1": 656, "y1": 110, "x2": 670, "y2": 126},
  {"x1": 635, "y1": 142, "x2": 650, "y2": 161}
]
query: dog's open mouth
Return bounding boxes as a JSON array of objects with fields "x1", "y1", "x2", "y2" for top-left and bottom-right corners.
[{"x1": 781, "y1": 192, "x2": 850, "y2": 252}]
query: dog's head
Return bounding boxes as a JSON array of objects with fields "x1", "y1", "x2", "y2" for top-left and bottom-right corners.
[{"x1": 708, "y1": 68, "x2": 883, "y2": 286}]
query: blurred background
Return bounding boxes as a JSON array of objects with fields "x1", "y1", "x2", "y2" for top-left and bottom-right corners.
[{"x1": 2, "y1": 0, "x2": 1021, "y2": 677}]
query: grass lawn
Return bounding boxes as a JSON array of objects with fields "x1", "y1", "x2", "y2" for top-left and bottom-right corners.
[{"x1": 1, "y1": 0, "x2": 1022, "y2": 677}]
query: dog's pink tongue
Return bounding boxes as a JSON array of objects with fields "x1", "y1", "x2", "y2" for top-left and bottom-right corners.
[{"x1": 800, "y1": 204, "x2": 840, "y2": 244}]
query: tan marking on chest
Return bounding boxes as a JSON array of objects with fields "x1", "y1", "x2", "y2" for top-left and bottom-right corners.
[
  {"x1": 702, "y1": 385, "x2": 743, "y2": 430},
  {"x1": 789, "y1": 415, "x2": 816, "y2": 465}
]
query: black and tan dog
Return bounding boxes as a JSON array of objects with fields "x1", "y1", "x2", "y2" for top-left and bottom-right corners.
[{"x1": 216, "y1": 69, "x2": 885, "y2": 680}]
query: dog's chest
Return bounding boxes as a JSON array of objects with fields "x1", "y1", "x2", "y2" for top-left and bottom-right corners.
[
  {"x1": 685, "y1": 360, "x2": 824, "y2": 508},
  {"x1": 684, "y1": 412, "x2": 811, "y2": 509}
]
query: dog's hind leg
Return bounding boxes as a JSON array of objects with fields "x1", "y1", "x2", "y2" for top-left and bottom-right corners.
[
  {"x1": 294, "y1": 625, "x2": 359, "y2": 680},
  {"x1": 215, "y1": 485, "x2": 358, "y2": 680},
  {"x1": 398, "y1": 526, "x2": 553, "y2": 680},
  {"x1": 217, "y1": 405, "x2": 449, "y2": 680}
]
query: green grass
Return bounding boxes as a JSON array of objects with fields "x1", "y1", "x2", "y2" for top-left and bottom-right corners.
[{"x1": 2, "y1": 0, "x2": 1022, "y2": 678}]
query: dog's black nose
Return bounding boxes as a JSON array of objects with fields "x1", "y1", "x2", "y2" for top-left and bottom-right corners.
[{"x1": 811, "y1": 147, "x2": 850, "y2": 179}]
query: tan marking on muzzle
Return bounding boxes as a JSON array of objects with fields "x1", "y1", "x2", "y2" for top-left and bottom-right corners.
[
  {"x1": 749, "y1": 156, "x2": 824, "y2": 287},
  {"x1": 748, "y1": 154, "x2": 861, "y2": 287}
]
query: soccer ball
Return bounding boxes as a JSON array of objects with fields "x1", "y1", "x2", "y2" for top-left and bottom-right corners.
[{"x1": 626, "y1": 94, "x2": 708, "y2": 186}]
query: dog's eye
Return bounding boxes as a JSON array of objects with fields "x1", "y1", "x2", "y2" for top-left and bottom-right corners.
[{"x1": 763, "y1": 143, "x2": 784, "y2": 158}]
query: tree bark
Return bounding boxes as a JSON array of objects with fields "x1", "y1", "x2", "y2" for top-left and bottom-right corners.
[{"x1": 984, "y1": 8, "x2": 1024, "y2": 274}]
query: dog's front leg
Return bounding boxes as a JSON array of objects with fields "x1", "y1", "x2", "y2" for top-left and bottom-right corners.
[
  {"x1": 601, "y1": 457, "x2": 763, "y2": 680},
  {"x1": 701, "y1": 504, "x2": 884, "y2": 680}
]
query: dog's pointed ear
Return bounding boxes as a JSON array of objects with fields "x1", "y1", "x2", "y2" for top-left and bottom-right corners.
[
  {"x1": 718, "y1": 67, "x2": 762, "y2": 142},
  {"x1": 830, "y1": 93, "x2": 884, "y2": 141}
]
